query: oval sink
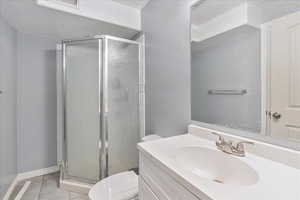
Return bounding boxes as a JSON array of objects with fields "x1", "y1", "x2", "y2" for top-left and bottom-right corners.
[{"x1": 175, "y1": 146, "x2": 259, "y2": 186}]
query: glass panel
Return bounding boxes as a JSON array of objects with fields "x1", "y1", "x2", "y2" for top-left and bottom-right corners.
[
  {"x1": 106, "y1": 39, "x2": 140, "y2": 175},
  {"x1": 65, "y1": 40, "x2": 100, "y2": 181}
]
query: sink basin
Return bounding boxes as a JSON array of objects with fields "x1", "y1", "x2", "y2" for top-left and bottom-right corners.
[{"x1": 175, "y1": 146, "x2": 259, "y2": 186}]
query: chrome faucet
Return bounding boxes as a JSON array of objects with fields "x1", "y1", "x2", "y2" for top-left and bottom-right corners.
[
  {"x1": 211, "y1": 132, "x2": 254, "y2": 157},
  {"x1": 233, "y1": 141, "x2": 255, "y2": 157}
]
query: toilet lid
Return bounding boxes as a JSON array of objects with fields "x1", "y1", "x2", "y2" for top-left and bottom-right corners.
[{"x1": 89, "y1": 171, "x2": 138, "y2": 200}]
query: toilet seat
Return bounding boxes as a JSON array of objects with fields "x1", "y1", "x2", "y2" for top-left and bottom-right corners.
[{"x1": 89, "y1": 171, "x2": 138, "y2": 200}]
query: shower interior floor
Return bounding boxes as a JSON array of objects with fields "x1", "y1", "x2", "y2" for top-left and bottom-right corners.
[{"x1": 9, "y1": 172, "x2": 89, "y2": 200}]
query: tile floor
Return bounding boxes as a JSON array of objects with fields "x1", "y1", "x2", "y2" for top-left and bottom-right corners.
[{"x1": 9, "y1": 173, "x2": 89, "y2": 200}]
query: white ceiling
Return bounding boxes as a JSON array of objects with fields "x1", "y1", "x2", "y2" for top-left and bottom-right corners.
[
  {"x1": 192, "y1": 0, "x2": 300, "y2": 26},
  {"x1": 192, "y1": 25, "x2": 259, "y2": 52},
  {"x1": 251, "y1": 0, "x2": 300, "y2": 23},
  {"x1": 111, "y1": 0, "x2": 151, "y2": 9},
  {"x1": 0, "y1": 0, "x2": 139, "y2": 41},
  {"x1": 192, "y1": 0, "x2": 245, "y2": 26}
]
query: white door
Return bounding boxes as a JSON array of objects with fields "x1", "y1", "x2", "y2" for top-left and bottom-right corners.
[{"x1": 268, "y1": 11, "x2": 300, "y2": 142}]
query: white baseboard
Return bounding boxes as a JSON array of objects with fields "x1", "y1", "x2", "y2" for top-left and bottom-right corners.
[
  {"x1": 2, "y1": 165, "x2": 59, "y2": 200},
  {"x1": 17, "y1": 165, "x2": 59, "y2": 181}
]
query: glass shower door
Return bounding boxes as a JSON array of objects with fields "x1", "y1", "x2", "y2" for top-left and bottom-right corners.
[
  {"x1": 64, "y1": 40, "x2": 101, "y2": 182},
  {"x1": 61, "y1": 36, "x2": 143, "y2": 184},
  {"x1": 104, "y1": 38, "x2": 141, "y2": 176}
]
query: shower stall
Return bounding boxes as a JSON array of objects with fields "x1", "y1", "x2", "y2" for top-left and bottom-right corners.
[{"x1": 57, "y1": 35, "x2": 145, "y2": 185}]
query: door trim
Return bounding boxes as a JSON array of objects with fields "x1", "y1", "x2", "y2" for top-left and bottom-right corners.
[
  {"x1": 261, "y1": 23, "x2": 272, "y2": 136},
  {"x1": 100, "y1": 36, "x2": 145, "y2": 178}
]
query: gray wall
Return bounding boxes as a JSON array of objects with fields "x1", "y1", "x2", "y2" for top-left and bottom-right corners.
[
  {"x1": 142, "y1": 0, "x2": 191, "y2": 137},
  {"x1": 0, "y1": 15, "x2": 18, "y2": 199},
  {"x1": 191, "y1": 26, "x2": 261, "y2": 132},
  {"x1": 17, "y1": 33, "x2": 57, "y2": 173}
]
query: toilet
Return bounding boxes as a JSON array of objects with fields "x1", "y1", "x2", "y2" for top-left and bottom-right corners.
[{"x1": 89, "y1": 135, "x2": 161, "y2": 200}]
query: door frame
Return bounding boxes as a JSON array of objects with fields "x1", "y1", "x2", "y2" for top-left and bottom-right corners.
[
  {"x1": 100, "y1": 35, "x2": 145, "y2": 178},
  {"x1": 61, "y1": 39, "x2": 103, "y2": 184},
  {"x1": 261, "y1": 23, "x2": 272, "y2": 136}
]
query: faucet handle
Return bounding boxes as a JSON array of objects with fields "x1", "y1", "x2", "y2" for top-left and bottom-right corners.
[
  {"x1": 235, "y1": 141, "x2": 255, "y2": 152},
  {"x1": 211, "y1": 132, "x2": 225, "y2": 145}
]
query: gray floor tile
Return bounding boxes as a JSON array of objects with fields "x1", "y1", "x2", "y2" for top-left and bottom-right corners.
[
  {"x1": 43, "y1": 173, "x2": 59, "y2": 181},
  {"x1": 8, "y1": 181, "x2": 24, "y2": 200},
  {"x1": 9, "y1": 173, "x2": 89, "y2": 200},
  {"x1": 69, "y1": 192, "x2": 89, "y2": 200},
  {"x1": 22, "y1": 176, "x2": 43, "y2": 200},
  {"x1": 39, "y1": 174, "x2": 69, "y2": 200},
  {"x1": 28, "y1": 176, "x2": 44, "y2": 184}
]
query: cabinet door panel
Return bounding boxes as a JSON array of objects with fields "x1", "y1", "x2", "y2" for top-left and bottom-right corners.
[
  {"x1": 139, "y1": 177, "x2": 160, "y2": 200},
  {"x1": 140, "y1": 154, "x2": 200, "y2": 200}
]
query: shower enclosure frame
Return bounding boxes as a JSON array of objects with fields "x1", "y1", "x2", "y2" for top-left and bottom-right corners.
[{"x1": 60, "y1": 35, "x2": 145, "y2": 184}]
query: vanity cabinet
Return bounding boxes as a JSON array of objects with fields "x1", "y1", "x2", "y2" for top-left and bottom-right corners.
[
  {"x1": 139, "y1": 177, "x2": 160, "y2": 200},
  {"x1": 139, "y1": 153, "x2": 201, "y2": 200}
]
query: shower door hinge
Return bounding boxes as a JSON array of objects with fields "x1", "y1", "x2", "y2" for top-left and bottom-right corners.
[
  {"x1": 98, "y1": 141, "x2": 108, "y2": 149},
  {"x1": 139, "y1": 84, "x2": 145, "y2": 93}
]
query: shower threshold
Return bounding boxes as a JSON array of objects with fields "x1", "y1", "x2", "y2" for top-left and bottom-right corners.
[
  {"x1": 60, "y1": 178, "x2": 92, "y2": 194},
  {"x1": 59, "y1": 165, "x2": 94, "y2": 195}
]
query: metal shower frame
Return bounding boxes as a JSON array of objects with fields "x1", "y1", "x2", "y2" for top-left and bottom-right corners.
[{"x1": 61, "y1": 35, "x2": 145, "y2": 183}]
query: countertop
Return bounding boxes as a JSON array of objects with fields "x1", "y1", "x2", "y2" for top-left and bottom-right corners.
[{"x1": 138, "y1": 134, "x2": 300, "y2": 200}]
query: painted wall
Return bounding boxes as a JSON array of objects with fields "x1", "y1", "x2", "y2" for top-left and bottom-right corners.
[
  {"x1": 0, "y1": 15, "x2": 18, "y2": 199},
  {"x1": 17, "y1": 33, "x2": 57, "y2": 173},
  {"x1": 142, "y1": 0, "x2": 192, "y2": 137},
  {"x1": 191, "y1": 26, "x2": 261, "y2": 132}
]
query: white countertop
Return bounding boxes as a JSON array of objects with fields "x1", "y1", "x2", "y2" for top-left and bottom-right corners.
[{"x1": 138, "y1": 134, "x2": 300, "y2": 200}]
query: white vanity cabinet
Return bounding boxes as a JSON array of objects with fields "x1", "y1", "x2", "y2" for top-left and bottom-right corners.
[
  {"x1": 138, "y1": 132, "x2": 300, "y2": 200},
  {"x1": 139, "y1": 153, "x2": 202, "y2": 200}
]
